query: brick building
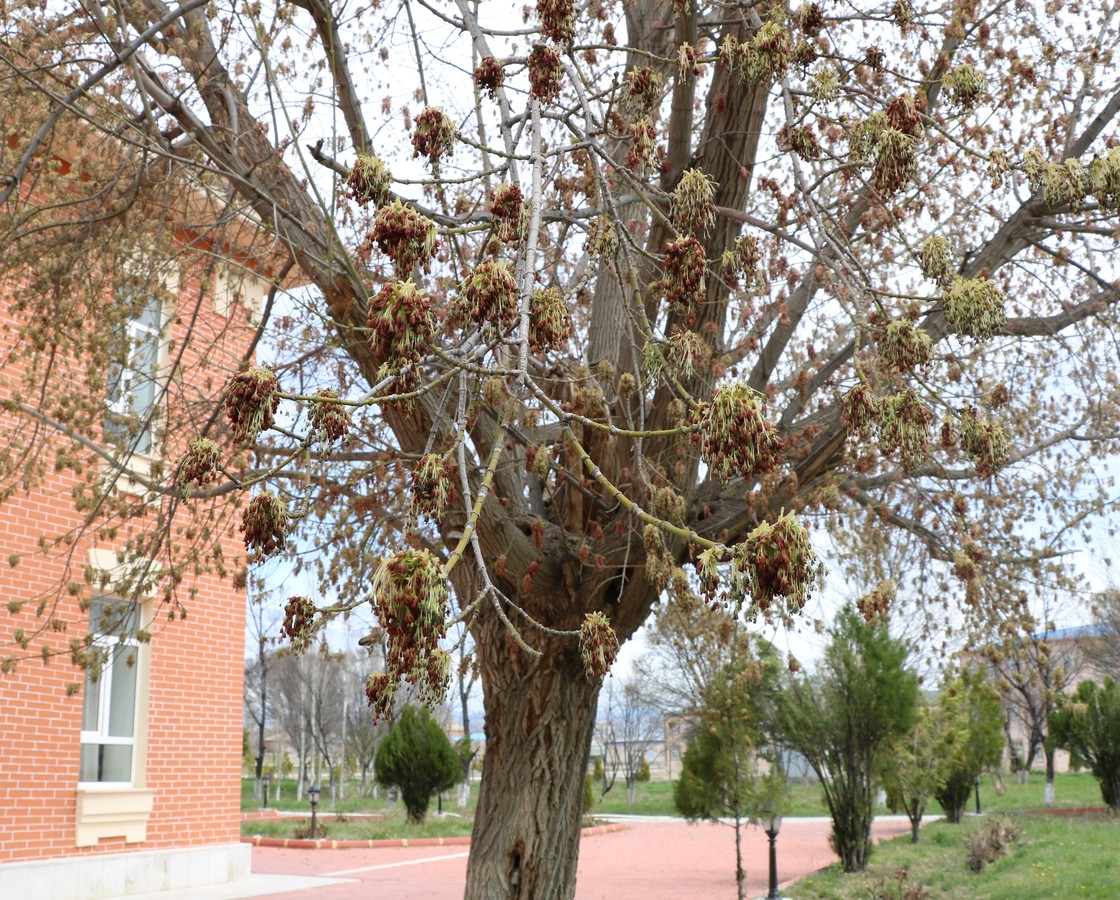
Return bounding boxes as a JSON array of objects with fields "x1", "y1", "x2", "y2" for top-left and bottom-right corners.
[{"x1": 0, "y1": 138, "x2": 279, "y2": 897}]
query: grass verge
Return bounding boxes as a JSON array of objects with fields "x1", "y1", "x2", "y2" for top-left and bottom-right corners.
[{"x1": 785, "y1": 813, "x2": 1120, "y2": 899}]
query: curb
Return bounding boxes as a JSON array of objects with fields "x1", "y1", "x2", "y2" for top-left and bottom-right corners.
[{"x1": 242, "y1": 822, "x2": 628, "y2": 850}]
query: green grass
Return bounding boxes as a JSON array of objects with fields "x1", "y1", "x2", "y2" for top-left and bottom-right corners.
[
  {"x1": 242, "y1": 777, "x2": 482, "y2": 815},
  {"x1": 241, "y1": 809, "x2": 476, "y2": 841},
  {"x1": 785, "y1": 813, "x2": 1120, "y2": 898}
]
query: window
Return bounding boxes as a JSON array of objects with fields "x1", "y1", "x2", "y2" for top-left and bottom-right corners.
[
  {"x1": 80, "y1": 597, "x2": 141, "y2": 784},
  {"x1": 105, "y1": 296, "x2": 164, "y2": 456}
]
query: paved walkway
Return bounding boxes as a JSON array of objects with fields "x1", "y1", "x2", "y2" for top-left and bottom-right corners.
[{"x1": 125, "y1": 816, "x2": 920, "y2": 900}]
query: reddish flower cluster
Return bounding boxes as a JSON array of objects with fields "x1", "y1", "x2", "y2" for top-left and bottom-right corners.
[
  {"x1": 579, "y1": 611, "x2": 619, "y2": 681},
  {"x1": 371, "y1": 549, "x2": 449, "y2": 704},
  {"x1": 456, "y1": 258, "x2": 519, "y2": 332},
  {"x1": 694, "y1": 382, "x2": 782, "y2": 481},
  {"x1": 178, "y1": 438, "x2": 221, "y2": 491},
  {"x1": 366, "y1": 280, "x2": 437, "y2": 371},
  {"x1": 364, "y1": 672, "x2": 396, "y2": 723},
  {"x1": 309, "y1": 389, "x2": 351, "y2": 442},
  {"x1": 488, "y1": 183, "x2": 524, "y2": 243},
  {"x1": 797, "y1": 2, "x2": 825, "y2": 35},
  {"x1": 528, "y1": 44, "x2": 562, "y2": 102},
  {"x1": 735, "y1": 511, "x2": 818, "y2": 614},
  {"x1": 661, "y1": 236, "x2": 707, "y2": 313},
  {"x1": 474, "y1": 56, "x2": 504, "y2": 98},
  {"x1": 240, "y1": 490, "x2": 290, "y2": 557},
  {"x1": 411, "y1": 107, "x2": 458, "y2": 164},
  {"x1": 368, "y1": 200, "x2": 438, "y2": 275},
  {"x1": 670, "y1": 168, "x2": 717, "y2": 236},
  {"x1": 872, "y1": 94, "x2": 924, "y2": 196},
  {"x1": 528, "y1": 287, "x2": 573, "y2": 352},
  {"x1": 841, "y1": 382, "x2": 878, "y2": 440},
  {"x1": 411, "y1": 453, "x2": 457, "y2": 520},
  {"x1": 780, "y1": 124, "x2": 821, "y2": 161},
  {"x1": 281, "y1": 595, "x2": 316, "y2": 648},
  {"x1": 624, "y1": 66, "x2": 662, "y2": 114},
  {"x1": 224, "y1": 366, "x2": 281, "y2": 444},
  {"x1": 537, "y1": 0, "x2": 574, "y2": 44}
]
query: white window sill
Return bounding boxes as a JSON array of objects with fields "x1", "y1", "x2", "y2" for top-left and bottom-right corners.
[{"x1": 75, "y1": 787, "x2": 154, "y2": 847}]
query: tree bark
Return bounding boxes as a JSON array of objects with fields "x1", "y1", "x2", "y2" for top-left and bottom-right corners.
[
  {"x1": 464, "y1": 606, "x2": 602, "y2": 899},
  {"x1": 1044, "y1": 748, "x2": 1056, "y2": 806}
]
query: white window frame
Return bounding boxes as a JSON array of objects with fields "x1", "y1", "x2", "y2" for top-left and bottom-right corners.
[
  {"x1": 105, "y1": 296, "x2": 165, "y2": 458},
  {"x1": 79, "y1": 599, "x2": 142, "y2": 787}
]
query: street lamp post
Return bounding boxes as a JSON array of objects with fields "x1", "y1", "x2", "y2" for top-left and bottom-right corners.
[
  {"x1": 760, "y1": 804, "x2": 783, "y2": 900},
  {"x1": 308, "y1": 784, "x2": 321, "y2": 840},
  {"x1": 262, "y1": 773, "x2": 271, "y2": 810}
]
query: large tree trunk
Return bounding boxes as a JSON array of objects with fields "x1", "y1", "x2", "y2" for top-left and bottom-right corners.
[{"x1": 465, "y1": 610, "x2": 602, "y2": 900}]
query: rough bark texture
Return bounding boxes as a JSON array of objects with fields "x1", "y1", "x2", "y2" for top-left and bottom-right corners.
[{"x1": 465, "y1": 606, "x2": 601, "y2": 899}]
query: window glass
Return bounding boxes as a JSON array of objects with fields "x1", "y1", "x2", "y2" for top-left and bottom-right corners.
[
  {"x1": 80, "y1": 597, "x2": 141, "y2": 785},
  {"x1": 105, "y1": 296, "x2": 163, "y2": 455}
]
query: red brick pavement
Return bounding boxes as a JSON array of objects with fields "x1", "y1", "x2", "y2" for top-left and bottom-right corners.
[{"x1": 250, "y1": 816, "x2": 917, "y2": 899}]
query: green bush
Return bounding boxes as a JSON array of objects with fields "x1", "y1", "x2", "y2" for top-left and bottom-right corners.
[
  {"x1": 375, "y1": 705, "x2": 461, "y2": 823},
  {"x1": 637, "y1": 757, "x2": 651, "y2": 782},
  {"x1": 583, "y1": 773, "x2": 595, "y2": 814}
]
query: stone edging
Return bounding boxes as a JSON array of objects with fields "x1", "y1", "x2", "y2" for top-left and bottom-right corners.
[{"x1": 241, "y1": 822, "x2": 628, "y2": 850}]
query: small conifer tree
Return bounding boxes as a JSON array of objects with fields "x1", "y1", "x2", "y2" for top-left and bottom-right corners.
[{"x1": 375, "y1": 705, "x2": 461, "y2": 823}]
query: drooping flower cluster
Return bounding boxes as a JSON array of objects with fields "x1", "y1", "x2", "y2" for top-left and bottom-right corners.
[
  {"x1": 455, "y1": 258, "x2": 519, "y2": 333},
  {"x1": 876, "y1": 389, "x2": 932, "y2": 469},
  {"x1": 364, "y1": 672, "x2": 396, "y2": 723},
  {"x1": 879, "y1": 318, "x2": 932, "y2": 372},
  {"x1": 660, "y1": 236, "x2": 707, "y2": 312},
  {"x1": 626, "y1": 116, "x2": 658, "y2": 173},
  {"x1": 224, "y1": 365, "x2": 281, "y2": 443},
  {"x1": 579, "y1": 611, "x2": 619, "y2": 681},
  {"x1": 944, "y1": 277, "x2": 1006, "y2": 339},
  {"x1": 959, "y1": 406, "x2": 1010, "y2": 477},
  {"x1": 719, "y1": 21, "x2": 792, "y2": 86},
  {"x1": 872, "y1": 94, "x2": 924, "y2": 195},
  {"x1": 670, "y1": 168, "x2": 717, "y2": 236},
  {"x1": 780, "y1": 124, "x2": 822, "y2": 161},
  {"x1": 241, "y1": 490, "x2": 290, "y2": 557},
  {"x1": 537, "y1": 0, "x2": 574, "y2": 44},
  {"x1": 346, "y1": 153, "x2": 392, "y2": 208},
  {"x1": 694, "y1": 381, "x2": 782, "y2": 480},
  {"x1": 366, "y1": 280, "x2": 436, "y2": 371},
  {"x1": 528, "y1": 44, "x2": 563, "y2": 102},
  {"x1": 411, "y1": 107, "x2": 457, "y2": 165},
  {"x1": 918, "y1": 235, "x2": 954, "y2": 284},
  {"x1": 308, "y1": 389, "x2": 351, "y2": 442},
  {"x1": 732, "y1": 511, "x2": 819, "y2": 615},
  {"x1": 473, "y1": 56, "x2": 504, "y2": 98},
  {"x1": 177, "y1": 438, "x2": 221, "y2": 491},
  {"x1": 368, "y1": 200, "x2": 438, "y2": 275},
  {"x1": 528, "y1": 287, "x2": 573, "y2": 352},
  {"x1": 841, "y1": 381, "x2": 878, "y2": 440},
  {"x1": 945, "y1": 63, "x2": 986, "y2": 111},
  {"x1": 280, "y1": 595, "x2": 316, "y2": 649},
  {"x1": 623, "y1": 66, "x2": 662, "y2": 114},
  {"x1": 371, "y1": 549, "x2": 450, "y2": 708},
  {"x1": 662, "y1": 327, "x2": 711, "y2": 380},
  {"x1": 410, "y1": 452, "x2": 457, "y2": 521},
  {"x1": 488, "y1": 183, "x2": 524, "y2": 243},
  {"x1": 1089, "y1": 148, "x2": 1120, "y2": 208},
  {"x1": 856, "y1": 581, "x2": 893, "y2": 624},
  {"x1": 721, "y1": 233, "x2": 762, "y2": 285}
]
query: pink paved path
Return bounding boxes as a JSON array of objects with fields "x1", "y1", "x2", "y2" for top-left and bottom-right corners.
[{"x1": 251, "y1": 817, "x2": 915, "y2": 899}]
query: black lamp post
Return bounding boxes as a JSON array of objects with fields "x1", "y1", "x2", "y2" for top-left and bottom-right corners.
[
  {"x1": 760, "y1": 804, "x2": 783, "y2": 900},
  {"x1": 262, "y1": 773, "x2": 271, "y2": 810},
  {"x1": 308, "y1": 783, "x2": 321, "y2": 839},
  {"x1": 974, "y1": 774, "x2": 982, "y2": 815}
]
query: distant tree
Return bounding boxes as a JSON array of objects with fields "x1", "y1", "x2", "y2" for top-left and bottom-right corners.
[
  {"x1": 1084, "y1": 590, "x2": 1120, "y2": 681},
  {"x1": 375, "y1": 705, "x2": 461, "y2": 823},
  {"x1": 932, "y1": 669, "x2": 1004, "y2": 824},
  {"x1": 880, "y1": 703, "x2": 948, "y2": 844},
  {"x1": 674, "y1": 641, "x2": 783, "y2": 900},
  {"x1": 1050, "y1": 678, "x2": 1120, "y2": 813},
  {"x1": 595, "y1": 674, "x2": 662, "y2": 805},
  {"x1": 776, "y1": 606, "x2": 919, "y2": 872}
]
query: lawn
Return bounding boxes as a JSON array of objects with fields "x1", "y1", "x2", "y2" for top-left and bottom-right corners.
[
  {"x1": 785, "y1": 813, "x2": 1120, "y2": 898},
  {"x1": 240, "y1": 809, "x2": 476, "y2": 841},
  {"x1": 242, "y1": 777, "x2": 482, "y2": 815}
]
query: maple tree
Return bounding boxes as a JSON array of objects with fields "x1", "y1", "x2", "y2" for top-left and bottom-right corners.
[{"x1": 4, "y1": 1, "x2": 1120, "y2": 896}]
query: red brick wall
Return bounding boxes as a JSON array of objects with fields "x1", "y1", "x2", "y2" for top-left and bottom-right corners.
[{"x1": 0, "y1": 260, "x2": 258, "y2": 863}]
